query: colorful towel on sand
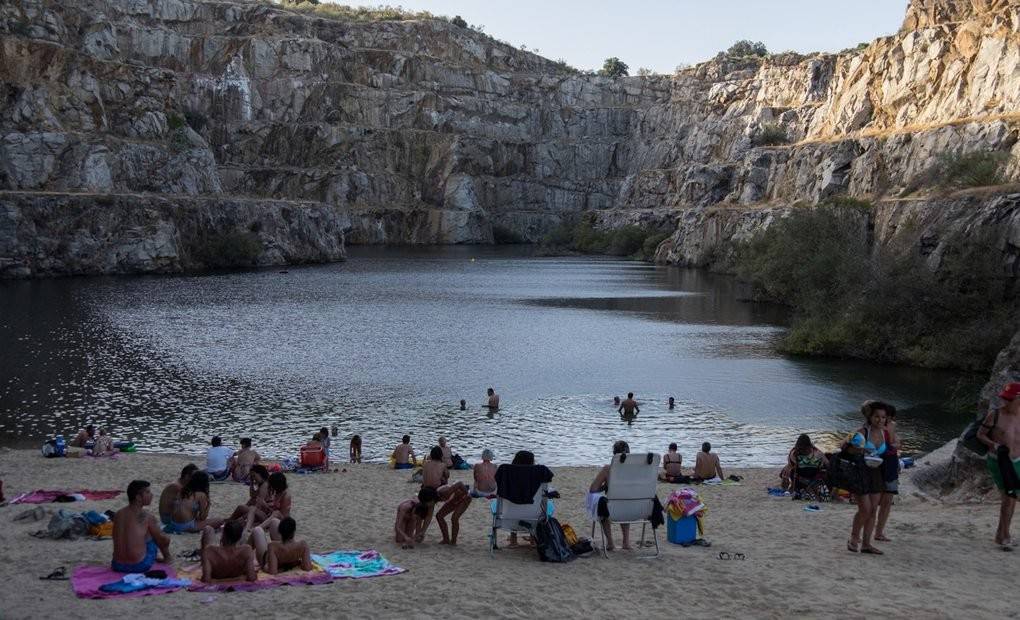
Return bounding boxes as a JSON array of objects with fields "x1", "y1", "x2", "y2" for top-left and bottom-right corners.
[
  {"x1": 311, "y1": 550, "x2": 406, "y2": 579},
  {"x1": 178, "y1": 563, "x2": 333, "y2": 592},
  {"x1": 11, "y1": 489, "x2": 121, "y2": 504},
  {"x1": 72, "y1": 564, "x2": 184, "y2": 599}
]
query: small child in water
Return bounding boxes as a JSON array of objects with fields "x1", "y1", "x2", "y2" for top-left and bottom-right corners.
[
  {"x1": 394, "y1": 487, "x2": 439, "y2": 549},
  {"x1": 350, "y1": 435, "x2": 362, "y2": 463}
]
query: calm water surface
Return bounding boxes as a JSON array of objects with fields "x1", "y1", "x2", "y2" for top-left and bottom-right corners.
[{"x1": 0, "y1": 247, "x2": 969, "y2": 466}]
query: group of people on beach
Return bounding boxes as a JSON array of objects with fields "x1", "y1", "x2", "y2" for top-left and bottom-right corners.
[
  {"x1": 103, "y1": 381, "x2": 1020, "y2": 577},
  {"x1": 111, "y1": 457, "x2": 308, "y2": 583}
]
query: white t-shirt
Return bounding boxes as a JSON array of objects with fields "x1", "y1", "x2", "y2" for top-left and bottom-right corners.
[{"x1": 206, "y1": 446, "x2": 233, "y2": 473}]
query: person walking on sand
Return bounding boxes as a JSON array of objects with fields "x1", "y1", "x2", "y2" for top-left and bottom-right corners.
[
  {"x1": 112, "y1": 480, "x2": 172, "y2": 573},
  {"x1": 978, "y1": 382, "x2": 1020, "y2": 550},
  {"x1": 618, "y1": 393, "x2": 639, "y2": 417},
  {"x1": 874, "y1": 403, "x2": 900, "y2": 542},
  {"x1": 486, "y1": 387, "x2": 500, "y2": 411}
]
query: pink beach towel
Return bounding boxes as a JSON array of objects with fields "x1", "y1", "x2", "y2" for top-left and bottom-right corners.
[
  {"x1": 72, "y1": 564, "x2": 184, "y2": 599},
  {"x1": 10, "y1": 489, "x2": 121, "y2": 504},
  {"x1": 179, "y1": 564, "x2": 333, "y2": 592}
]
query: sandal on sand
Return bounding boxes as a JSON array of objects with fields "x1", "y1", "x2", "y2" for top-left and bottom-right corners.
[
  {"x1": 718, "y1": 552, "x2": 731, "y2": 560},
  {"x1": 847, "y1": 540, "x2": 860, "y2": 553},
  {"x1": 874, "y1": 534, "x2": 891, "y2": 542},
  {"x1": 40, "y1": 567, "x2": 68, "y2": 581},
  {"x1": 178, "y1": 549, "x2": 202, "y2": 562},
  {"x1": 861, "y1": 546, "x2": 884, "y2": 555},
  {"x1": 733, "y1": 553, "x2": 746, "y2": 560}
]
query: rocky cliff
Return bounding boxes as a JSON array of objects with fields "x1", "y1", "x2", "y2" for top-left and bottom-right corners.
[{"x1": 3, "y1": 0, "x2": 1020, "y2": 276}]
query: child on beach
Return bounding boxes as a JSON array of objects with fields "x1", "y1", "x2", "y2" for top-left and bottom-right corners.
[
  {"x1": 394, "y1": 487, "x2": 440, "y2": 548},
  {"x1": 350, "y1": 435, "x2": 362, "y2": 463},
  {"x1": 319, "y1": 427, "x2": 331, "y2": 461}
]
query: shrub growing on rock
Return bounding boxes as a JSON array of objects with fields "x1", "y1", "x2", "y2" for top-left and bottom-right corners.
[
  {"x1": 937, "y1": 151, "x2": 1009, "y2": 190},
  {"x1": 724, "y1": 40, "x2": 769, "y2": 58},
  {"x1": 451, "y1": 15, "x2": 467, "y2": 28},
  {"x1": 599, "y1": 57, "x2": 629, "y2": 78},
  {"x1": 735, "y1": 200, "x2": 1018, "y2": 370}
]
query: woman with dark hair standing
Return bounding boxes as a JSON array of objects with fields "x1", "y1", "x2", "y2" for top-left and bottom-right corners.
[
  {"x1": 874, "y1": 403, "x2": 900, "y2": 542},
  {"x1": 846, "y1": 401, "x2": 890, "y2": 555}
]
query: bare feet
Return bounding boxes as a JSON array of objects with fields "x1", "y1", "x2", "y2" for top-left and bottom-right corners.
[
  {"x1": 874, "y1": 534, "x2": 891, "y2": 542},
  {"x1": 861, "y1": 545, "x2": 884, "y2": 555}
]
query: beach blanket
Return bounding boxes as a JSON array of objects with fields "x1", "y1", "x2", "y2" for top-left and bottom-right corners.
[
  {"x1": 11, "y1": 489, "x2": 121, "y2": 504},
  {"x1": 72, "y1": 564, "x2": 185, "y2": 599},
  {"x1": 179, "y1": 563, "x2": 332, "y2": 592},
  {"x1": 311, "y1": 550, "x2": 406, "y2": 579}
]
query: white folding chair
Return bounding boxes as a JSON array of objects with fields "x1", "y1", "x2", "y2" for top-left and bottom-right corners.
[
  {"x1": 591, "y1": 452, "x2": 661, "y2": 558},
  {"x1": 489, "y1": 483, "x2": 548, "y2": 557}
]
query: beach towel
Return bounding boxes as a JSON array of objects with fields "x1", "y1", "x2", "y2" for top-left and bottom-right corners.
[
  {"x1": 178, "y1": 563, "x2": 332, "y2": 592},
  {"x1": 10, "y1": 489, "x2": 121, "y2": 504},
  {"x1": 311, "y1": 550, "x2": 406, "y2": 579},
  {"x1": 72, "y1": 564, "x2": 185, "y2": 599}
]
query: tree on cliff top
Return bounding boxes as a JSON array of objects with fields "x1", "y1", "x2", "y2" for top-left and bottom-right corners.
[
  {"x1": 599, "y1": 57, "x2": 629, "y2": 78},
  {"x1": 724, "y1": 40, "x2": 769, "y2": 58}
]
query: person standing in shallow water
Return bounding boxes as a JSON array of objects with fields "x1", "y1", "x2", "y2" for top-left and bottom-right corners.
[
  {"x1": 486, "y1": 387, "x2": 500, "y2": 411},
  {"x1": 618, "y1": 393, "x2": 639, "y2": 417},
  {"x1": 978, "y1": 382, "x2": 1020, "y2": 550},
  {"x1": 668, "y1": 396, "x2": 675, "y2": 410}
]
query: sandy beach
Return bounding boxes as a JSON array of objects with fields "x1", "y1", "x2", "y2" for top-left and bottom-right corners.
[{"x1": 0, "y1": 448, "x2": 1014, "y2": 619}]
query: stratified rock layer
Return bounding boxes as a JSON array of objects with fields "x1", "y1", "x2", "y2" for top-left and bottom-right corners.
[{"x1": 3, "y1": 0, "x2": 1020, "y2": 276}]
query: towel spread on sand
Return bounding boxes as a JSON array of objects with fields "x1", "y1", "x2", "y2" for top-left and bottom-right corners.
[
  {"x1": 311, "y1": 550, "x2": 406, "y2": 579},
  {"x1": 178, "y1": 563, "x2": 333, "y2": 592},
  {"x1": 11, "y1": 489, "x2": 121, "y2": 504},
  {"x1": 72, "y1": 564, "x2": 185, "y2": 599}
]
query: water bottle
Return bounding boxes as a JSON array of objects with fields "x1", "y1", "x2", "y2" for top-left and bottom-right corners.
[{"x1": 55, "y1": 434, "x2": 66, "y2": 457}]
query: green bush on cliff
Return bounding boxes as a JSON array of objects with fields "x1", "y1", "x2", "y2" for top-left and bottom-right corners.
[
  {"x1": 540, "y1": 218, "x2": 666, "y2": 260},
  {"x1": 599, "y1": 57, "x2": 629, "y2": 78},
  {"x1": 724, "y1": 40, "x2": 769, "y2": 58},
  {"x1": 938, "y1": 151, "x2": 1009, "y2": 190},
  {"x1": 735, "y1": 201, "x2": 1018, "y2": 371},
  {"x1": 193, "y1": 230, "x2": 263, "y2": 269},
  {"x1": 642, "y1": 233, "x2": 671, "y2": 261}
]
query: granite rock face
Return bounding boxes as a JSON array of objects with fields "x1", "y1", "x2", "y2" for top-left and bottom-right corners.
[{"x1": 3, "y1": 0, "x2": 1020, "y2": 276}]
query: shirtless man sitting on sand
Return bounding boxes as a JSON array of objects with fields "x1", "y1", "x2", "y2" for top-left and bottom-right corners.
[
  {"x1": 471, "y1": 449, "x2": 497, "y2": 498},
  {"x1": 158, "y1": 463, "x2": 198, "y2": 526},
  {"x1": 694, "y1": 442, "x2": 725, "y2": 481},
  {"x1": 392, "y1": 435, "x2": 416, "y2": 470},
  {"x1": 394, "y1": 487, "x2": 440, "y2": 548},
  {"x1": 200, "y1": 519, "x2": 256, "y2": 583},
  {"x1": 230, "y1": 438, "x2": 261, "y2": 483},
  {"x1": 978, "y1": 382, "x2": 1020, "y2": 550},
  {"x1": 252, "y1": 516, "x2": 312, "y2": 574},
  {"x1": 112, "y1": 480, "x2": 172, "y2": 573}
]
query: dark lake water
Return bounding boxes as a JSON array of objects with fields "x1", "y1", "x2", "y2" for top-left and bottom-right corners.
[{"x1": 0, "y1": 246, "x2": 970, "y2": 466}]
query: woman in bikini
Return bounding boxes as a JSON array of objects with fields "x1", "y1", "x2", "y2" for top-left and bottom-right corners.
[
  {"x1": 170, "y1": 471, "x2": 224, "y2": 533},
  {"x1": 659, "y1": 443, "x2": 684, "y2": 482},
  {"x1": 846, "y1": 401, "x2": 890, "y2": 555}
]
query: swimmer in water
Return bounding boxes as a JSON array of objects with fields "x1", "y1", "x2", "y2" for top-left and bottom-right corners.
[{"x1": 668, "y1": 396, "x2": 675, "y2": 410}]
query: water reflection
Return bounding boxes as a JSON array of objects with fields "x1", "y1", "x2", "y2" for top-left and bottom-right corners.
[{"x1": 0, "y1": 247, "x2": 973, "y2": 466}]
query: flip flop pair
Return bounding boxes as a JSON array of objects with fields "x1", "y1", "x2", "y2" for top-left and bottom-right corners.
[{"x1": 718, "y1": 552, "x2": 746, "y2": 560}]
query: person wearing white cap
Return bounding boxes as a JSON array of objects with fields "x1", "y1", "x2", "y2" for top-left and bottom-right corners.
[{"x1": 978, "y1": 381, "x2": 1020, "y2": 550}]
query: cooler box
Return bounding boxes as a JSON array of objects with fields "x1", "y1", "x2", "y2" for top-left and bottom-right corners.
[
  {"x1": 300, "y1": 446, "x2": 326, "y2": 468},
  {"x1": 667, "y1": 515, "x2": 698, "y2": 544}
]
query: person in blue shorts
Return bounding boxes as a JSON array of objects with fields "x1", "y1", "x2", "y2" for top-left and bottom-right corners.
[{"x1": 111, "y1": 480, "x2": 172, "y2": 573}]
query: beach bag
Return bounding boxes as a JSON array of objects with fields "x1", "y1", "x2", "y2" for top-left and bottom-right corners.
[
  {"x1": 534, "y1": 517, "x2": 575, "y2": 563},
  {"x1": 828, "y1": 452, "x2": 866, "y2": 495},
  {"x1": 960, "y1": 411, "x2": 998, "y2": 456},
  {"x1": 560, "y1": 523, "x2": 579, "y2": 546},
  {"x1": 45, "y1": 510, "x2": 89, "y2": 539}
]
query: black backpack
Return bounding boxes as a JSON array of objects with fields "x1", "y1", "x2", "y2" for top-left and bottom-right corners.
[
  {"x1": 533, "y1": 517, "x2": 576, "y2": 563},
  {"x1": 960, "y1": 411, "x2": 998, "y2": 456}
]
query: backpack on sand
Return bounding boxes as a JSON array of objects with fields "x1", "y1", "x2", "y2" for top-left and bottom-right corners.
[{"x1": 534, "y1": 517, "x2": 576, "y2": 563}]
